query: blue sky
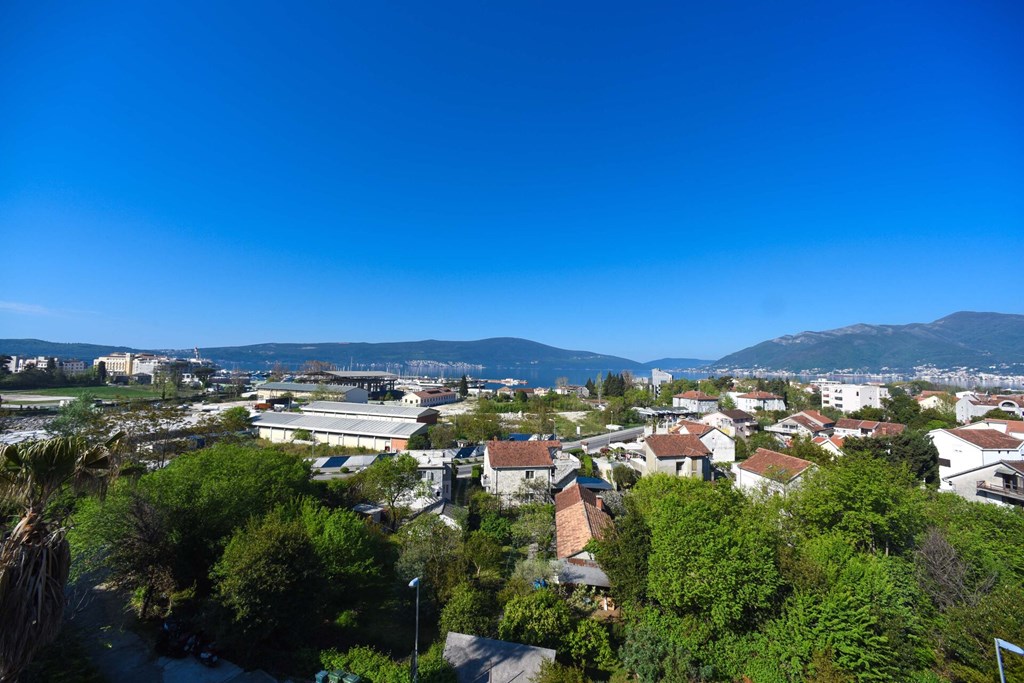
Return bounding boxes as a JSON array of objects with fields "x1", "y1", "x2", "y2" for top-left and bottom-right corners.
[{"x1": 1, "y1": 1, "x2": 1022, "y2": 361}]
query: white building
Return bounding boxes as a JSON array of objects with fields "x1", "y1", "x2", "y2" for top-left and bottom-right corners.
[
  {"x1": 4, "y1": 356, "x2": 87, "y2": 375},
  {"x1": 955, "y1": 393, "x2": 1024, "y2": 424},
  {"x1": 671, "y1": 391, "x2": 719, "y2": 414},
  {"x1": 734, "y1": 391, "x2": 786, "y2": 413},
  {"x1": 256, "y1": 382, "x2": 368, "y2": 403},
  {"x1": 482, "y1": 440, "x2": 559, "y2": 504},
  {"x1": 766, "y1": 411, "x2": 835, "y2": 439},
  {"x1": 928, "y1": 427, "x2": 1024, "y2": 480},
  {"x1": 818, "y1": 382, "x2": 889, "y2": 413},
  {"x1": 833, "y1": 419, "x2": 906, "y2": 438},
  {"x1": 701, "y1": 409, "x2": 757, "y2": 438},
  {"x1": 663, "y1": 420, "x2": 736, "y2": 463},
  {"x1": 401, "y1": 388, "x2": 458, "y2": 407},
  {"x1": 733, "y1": 448, "x2": 814, "y2": 494},
  {"x1": 253, "y1": 412, "x2": 426, "y2": 451},
  {"x1": 302, "y1": 401, "x2": 439, "y2": 425},
  {"x1": 643, "y1": 434, "x2": 712, "y2": 480},
  {"x1": 942, "y1": 460, "x2": 1024, "y2": 508},
  {"x1": 405, "y1": 449, "x2": 456, "y2": 501},
  {"x1": 651, "y1": 369, "x2": 674, "y2": 397}
]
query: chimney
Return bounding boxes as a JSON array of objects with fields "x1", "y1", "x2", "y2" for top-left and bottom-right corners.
[{"x1": 596, "y1": 496, "x2": 605, "y2": 511}]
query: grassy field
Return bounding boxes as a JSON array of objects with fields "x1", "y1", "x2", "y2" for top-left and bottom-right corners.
[{"x1": 1, "y1": 385, "x2": 200, "y2": 401}]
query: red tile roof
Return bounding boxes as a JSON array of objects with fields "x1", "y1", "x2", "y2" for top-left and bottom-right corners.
[
  {"x1": 945, "y1": 429, "x2": 1024, "y2": 450},
  {"x1": 738, "y1": 391, "x2": 782, "y2": 400},
  {"x1": 739, "y1": 448, "x2": 814, "y2": 483},
  {"x1": 645, "y1": 434, "x2": 711, "y2": 459},
  {"x1": 555, "y1": 482, "x2": 613, "y2": 559},
  {"x1": 672, "y1": 419, "x2": 713, "y2": 437},
  {"x1": 812, "y1": 435, "x2": 845, "y2": 450},
  {"x1": 673, "y1": 390, "x2": 718, "y2": 401},
  {"x1": 486, "y1": 440, "x2": 559, "y2": 468},
  {"x1": 835, "y1": 419, "x2": 906, "y2": 435}
]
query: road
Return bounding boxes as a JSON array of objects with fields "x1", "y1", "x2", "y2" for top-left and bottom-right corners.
[{"x1": 560, "y1": 426, "x2": 645, "y2": 452}]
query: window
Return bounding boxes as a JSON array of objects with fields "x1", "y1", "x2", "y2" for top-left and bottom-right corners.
[
  {"x1": 525, "y1": 470, "x2": 534, "y2": 479},
  {"x1": 938, "y1": 458, "x2": 951, "y2": 468}
]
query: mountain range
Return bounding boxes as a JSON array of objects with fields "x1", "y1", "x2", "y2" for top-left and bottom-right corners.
[
  {"x1": 3, "y1": 311, "x2": 1023, "y2": 377},
  {"x1": 713, "y1": 312, "x2": 1024, "y2": 373}
]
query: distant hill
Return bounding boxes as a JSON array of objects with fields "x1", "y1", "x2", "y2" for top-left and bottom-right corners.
[
  {"x1": 640, "y1": 358, "x2": 713, "y2": 370},
  {"x1": 713, "y1": 312, "x2": 1024, "y2": 372},
  {"x1": 1, "y1": 337, "x2": 707, "y2": 376}
]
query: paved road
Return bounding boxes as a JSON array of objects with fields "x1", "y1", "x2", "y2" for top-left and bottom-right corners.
[{"x1": 560, "y1": 426, "x2": 645, "y2": 452}]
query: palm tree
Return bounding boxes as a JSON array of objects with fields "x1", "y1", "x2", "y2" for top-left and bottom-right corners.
[{"x1": 0, "y1": 435, "x2": 118, "y2": 681}]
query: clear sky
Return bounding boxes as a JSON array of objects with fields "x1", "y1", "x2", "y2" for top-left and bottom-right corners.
[{"x1": 2, "y1": 1, "x2": 1022, "y2": 361}]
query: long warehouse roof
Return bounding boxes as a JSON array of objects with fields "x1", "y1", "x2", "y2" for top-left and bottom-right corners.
[
  {"x1": 253, "y1": 412, "x2": 427, "y2": 438},
  {"x1": 303, "y1": 401, "x2": 437, "y2": 419},
  {"x1": 257, "y1": 382, "x2": 362, "y2": 393}
]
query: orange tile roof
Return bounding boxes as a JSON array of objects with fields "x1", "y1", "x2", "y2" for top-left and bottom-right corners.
[
  {"x1": 555, "y1": 483, "x2": 613, "y2": 559},
  {"x1": 645, "y1": 434, "x2": 711, "y2": 458},
  {"x1": 835, "y1": 419, "x2": 906, "y2": 435},
  {"x1": 674, "y1": 390, "x2": 718, "y2": 400},
  {"x1": 945, "y1": 429, "x2": 1024, "y2": 450},
  {"x1": 739, "y1": 391, "x2": 782, "y2": 399},
  {"x1": 739, "y1": 448, "x2": 814, "y2": 483},
  {"x1": 486, "y1": 440, "x2": 559, "y2": 468}
]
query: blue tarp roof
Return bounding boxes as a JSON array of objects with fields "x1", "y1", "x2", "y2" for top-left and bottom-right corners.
[{"x1": 575, "y1": 476, "x2": 614, "y2": 491}]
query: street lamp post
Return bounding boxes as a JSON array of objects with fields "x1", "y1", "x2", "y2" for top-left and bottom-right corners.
[
  {"x1": 409, "y1": 577, "x2": 420, "y2": 683},
  {"x1": 996, "y1": 638, "x2": 1024, "y2": 683}
]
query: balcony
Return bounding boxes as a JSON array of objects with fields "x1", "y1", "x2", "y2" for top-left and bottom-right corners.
[{"x1": 977, "y1": 481, "x2": 1024, "y2": 503}]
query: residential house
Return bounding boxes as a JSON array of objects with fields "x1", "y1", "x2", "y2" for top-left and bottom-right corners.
[
  {"x1": 671, "y1": 391, "x2": 719, "y2": 414},
  {"x1": 669, "y1": 420, "x2": 736, "y2": 463},
  {"x1": 956, "y1": 393, "x2": 1024, "y2": 424},
  {"x1": 833, "y1": 419, "x2": 906, "y2": 438},
  {"x1": 942, "y1": 460, "x2": 1024, "y2": 508},
  {"x1": 643, "y1": 434, "x2": 712, "y2": 480},
  {"x1": 958, "y1": 419, "x2": 1024, "y2": 439},
  {"x1": 735, "y1": 391, "x2": 786, "y2": 413},
  {"x1": 401, "y1": 387, "x2": 458, "y2": 407},
  {"x1": 702, "y1": 409, "x2": 757, "y2": 438},
  {"x1": 766, "y1": 410, "x2": 836, "y2": 439},
  {"x1": 733, "y1": 448, "x2": 815, "y2": 494},
  {"x1": 405, "y1": 449, "x2": 456, "y2": 501},
  {"x1": 555, "y1": 481, "x2": 613, "y2": 590},
  {"x1": 812, "y1": 435, "x2": 845, "y2": 458},
  {"x1": 651, "y1": 368, "x2": 673, "y2": 397},
  {"x1": 916, "y1": 390, "x2": 952, "y2": 411},
  {"x1": 818, "y1": 381, "x2": 889, "y2": 413},
  {"x1": 928, "y1": 427, "x2": 1024, "y2": 479},
  {"x1": 482, "y1": 440, "x2": 559, "y2": 503},
  {"x1": 443, "y1": 633, "x2": 555, "y2": 683}
]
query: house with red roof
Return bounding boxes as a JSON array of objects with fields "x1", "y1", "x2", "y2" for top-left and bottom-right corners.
[
  {"x1": 671, "y1": 390, "x2": 719, "y2": 414},
  {"x1": 734, "y1": 391, "x2": 786, "y2": 413},
  {"x1": 766, "y1": 410, "x2": 836, "y2": 439},
  {"x1": 482, "y1": 440, "x2": 559, "y2": 504},
  {"x1": 643, "y1": 434, "x2": 712, "y2": 480},
  {"x1": 733, "y1": 448, "x2": 815, "y2": 494},
  {"x1": 666, "y1": 420, "x2": 736, "y2": 463},
  {"x1": 702, "y1": 409, "x2": 757, "y2": 438},
  {"x1": 928, "y1": 427, "x2": 1024, "y2": 479},
  {"x1": 955, "y1": 393, "x2": 1024, "y2": 424},
  {"x1": 833, "y1": 419, "x2": 906, "y2": 439}
]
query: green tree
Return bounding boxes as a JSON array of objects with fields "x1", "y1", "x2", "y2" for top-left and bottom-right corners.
[
  {"x1": 0, "y1": 435, "x2": 118, "y2": 680},
  {"x1": 428, "y1": 423, "x2": 456, "y2": 449},
  {"x1": 48, "y1": 394, "x2": 106, "y2": 442},
  {"x1": 843, "y1": 431, "x2": 940, "y2": 486},
  {"x1": 96, "y1": 360, "x2": 107, "y2": 384},
  {"x1": 394, "y1": 515, "x2": 467, "y2": 605},
  {"x1": 594, "y1": 494, "x2": 651, "y2": 608},
  {"x1": 611, "y1": 464, "x2": 639, "y2": 490},
  {"x1": 641, "y1": 476, "x2": 781, "y2": 629},
  {"x1": 790, "y1": 452, "x2": 923, "y2": 555},
  {"x1": 882, "y1": 392, "x2": 920, "y2": 427},
  {"x1": 362, "y1": 454, "x2": 420, "y2": 528},
  {"x1": 565, "y1": 618, "x2": 616, "y2": 671},
  {"x1": 439, "y1": 582, "x2": 497, "y2": 638},
  {"x1": 211, "y1": 511, "x2": 324, "y2": 658},
  {"x1": 458, "y1": 375, "x2": 469, "y2": 398},
  {"x1": 463, "y1": 531, "x2": 503, "y2": 578},
  {"x1": 219, "y1": 406, "x2": 253, "y2": 434},
  {"x1": 498, "y1": 589, "x2": 571, "y2": 650}
]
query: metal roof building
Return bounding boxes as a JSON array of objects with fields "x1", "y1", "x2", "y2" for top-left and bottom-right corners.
[
  {"x1": 302, "y1": 400, "x2": 439, "y2": 424},
  {"x1": 255, "y1": 382, "x2": 368, "y2": 403},
  {"x1": 253, "y1": 412, "x2": 426, "y2": 451}
]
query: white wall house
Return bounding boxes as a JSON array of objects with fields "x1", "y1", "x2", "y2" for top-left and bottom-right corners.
[
  {"x1": 955, "y1": 394, "x2": 1024, "y2": 424},
  {"x1": 734, "y1": 391, "x2": 786, "y2": 413},
  {"x1": 701, "y1": 409, "x2": 757, "y2": 438},
  {"x1": 733, "y1": 448, "x2": 815, "y2": 494},
  {"x1": 482, "y1": 440, "x2": 559, "y2": 504},
  {"x1": 818, "y1": 382, "x2": 889, "y2": 413},
  {"x1": 670, "y1": 421, "x2": 736, "y2": 464},
  {"x1": 929, "y1": 428, "x2": 1024, "y2": 479},
  {"x1": 402, "y1": 388, "x2": 458, "y2": 407},
  {"x1": 833, "y1": 419, "x2": 906, "y2": 438},
  {"x1": 942, "y1": 460, "x2": 1024, "y2": 508},
  {"x1": 672, "y1": 391, "x2": 719, "y2": 414},
  {"x1": 766, "y1": 411, "x2": 835, "y2": 438},
  {"x1": 643, "y1": 434, "x2": 712, "y2": 480}
]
